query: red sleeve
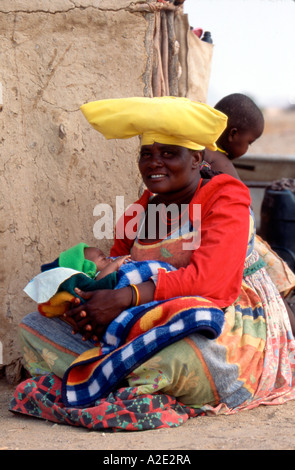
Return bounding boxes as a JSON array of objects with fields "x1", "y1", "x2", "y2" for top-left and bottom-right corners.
[
  {"x1": 110, "y1": 190, "x2": 151, "y2": 257},
  {"x1": 154, "y1": 175, "x2": 251, "y2": 307}
]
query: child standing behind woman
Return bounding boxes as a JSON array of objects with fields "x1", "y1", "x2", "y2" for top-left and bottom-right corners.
[
  {"x1": 202, "y1": 92, "x2": 295, "y2": 332},
  {"x1": 203, "y1": 92, "x2": 264, "y2": 176}
]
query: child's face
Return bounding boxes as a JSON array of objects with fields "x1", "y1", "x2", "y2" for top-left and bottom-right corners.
[
  {"x1": 227, "y1": 127, "x2": 263, "y2": 160},
  {"x1": 84, "y1": 247, "x2": 112, "y2": 271}
]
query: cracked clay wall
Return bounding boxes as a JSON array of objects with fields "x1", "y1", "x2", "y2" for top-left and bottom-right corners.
[
  {"x1": 0, "y1": 1, "x2": 213, "y2": 381},
  {"x1": 0, "y1": 1, "x2": 151, "y2": 380}
]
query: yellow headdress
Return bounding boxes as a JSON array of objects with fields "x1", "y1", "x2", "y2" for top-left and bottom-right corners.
[{"x1": 80, "y1": 96, "x2": 227, "y2": 151}]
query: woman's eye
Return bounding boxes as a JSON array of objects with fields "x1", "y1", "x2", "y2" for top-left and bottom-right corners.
[
  {"x1": 139, "y1": 149, "x2": 176, "y2": 160},
  {"x1": 140, "y1": 152, "x2": 151, "y2": 159}
]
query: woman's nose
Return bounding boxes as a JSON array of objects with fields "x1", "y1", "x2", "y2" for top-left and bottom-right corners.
[{"x1": 148, "y1": 150, "x2": 164, "y2": 167}]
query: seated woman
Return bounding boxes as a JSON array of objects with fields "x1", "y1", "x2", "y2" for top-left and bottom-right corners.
[{"x1": 12, "y1": 97, "x2": 295, "y2": 430}]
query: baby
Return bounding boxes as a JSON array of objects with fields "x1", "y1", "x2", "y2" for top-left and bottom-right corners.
[
  {"x1": 24, "y1": 243, "x2": 130, "y2": 318},
  {"x1": 83, "y1": 246, "x2": 130, "y2": 281},
  {"x1": 24, "y1": 242, "x2": 174, "y2": 320},
  {"x1": 40, "y1": 242, "x2": 130, "y2": 281}
]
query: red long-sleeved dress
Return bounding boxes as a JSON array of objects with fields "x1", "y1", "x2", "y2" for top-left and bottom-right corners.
[{"x1": 110, "y1": 174, "x2": 251, "y2": 308}]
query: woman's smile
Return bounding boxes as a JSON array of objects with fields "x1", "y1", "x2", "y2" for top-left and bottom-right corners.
[{"x1": 149, "y1": 173, "x2": 167, "y2": 180}]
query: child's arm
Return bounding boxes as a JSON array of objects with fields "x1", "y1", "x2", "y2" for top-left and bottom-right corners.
[
  {"x1": 95, "y1": 255, "x2": 131, "y2": 280},
  {"x1": 209, "y1": 152, "x2": 241, "y2": 180}
]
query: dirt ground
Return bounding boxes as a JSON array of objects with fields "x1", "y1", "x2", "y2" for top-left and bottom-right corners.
[{"x1": 1, "y1": 109, "x2": 295, "y2": 452}]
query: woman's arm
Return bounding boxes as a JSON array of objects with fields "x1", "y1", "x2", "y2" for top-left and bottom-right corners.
[{"x1": 154, "y1": 175, "x2": 251, "y2": 308}]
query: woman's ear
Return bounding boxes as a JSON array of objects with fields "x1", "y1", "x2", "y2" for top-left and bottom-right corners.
[{"x1": 191, "y1": 150, "x2": 203, "y2": 168}]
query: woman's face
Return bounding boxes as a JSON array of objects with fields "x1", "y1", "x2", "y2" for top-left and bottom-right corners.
[{"x1": 138, "y1": 142, "x2": 201, "y2": 198}]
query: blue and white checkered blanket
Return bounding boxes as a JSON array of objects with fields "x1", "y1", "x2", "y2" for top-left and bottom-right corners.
[{"x1": 61, "y1": 261, "x2": 225, "y2": 407}]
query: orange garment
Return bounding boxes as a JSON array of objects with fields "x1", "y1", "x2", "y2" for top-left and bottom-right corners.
[{"x1": 110, "y1": 174, "x2": 251, "y2": 308}]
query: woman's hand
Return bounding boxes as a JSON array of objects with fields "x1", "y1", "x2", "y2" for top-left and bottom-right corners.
[
  {"x1": 63, "y1": 280, "x2": 156, "y2": 342},
  {"x1": 64, "y1": 287, "x2": 132, "y2": 342}
]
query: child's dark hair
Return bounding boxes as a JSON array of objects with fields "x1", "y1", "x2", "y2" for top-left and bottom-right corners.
[{"x1": 214, "y1": 93, "x2": 264, "y2": 132}]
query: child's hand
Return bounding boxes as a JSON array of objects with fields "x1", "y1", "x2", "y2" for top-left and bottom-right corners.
[
  {"x1": 107, "y1": 255, "x2": 131, "y2": 272},
  {"x1": 115, "y1": 255, "x2": 131, "y2": 269},
  {"x1": 95, "y1": 255, "x2": 131, "y2": 280}
]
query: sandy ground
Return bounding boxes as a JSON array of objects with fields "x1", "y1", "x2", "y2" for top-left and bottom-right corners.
[{"x1": 1, "y1": 109, "x2": 295, "y2": 452}]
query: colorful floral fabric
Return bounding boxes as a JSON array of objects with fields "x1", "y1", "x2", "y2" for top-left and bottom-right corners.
[{"x1": 9, "y1": 374, "x2": 204, "y2": 431}]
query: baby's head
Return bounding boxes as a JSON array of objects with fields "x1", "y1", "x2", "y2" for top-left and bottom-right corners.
[
  {"x1": 84, "y1": 247, "x2": 112, "y2": 271},
  {"x1": 214, "y1": 93, "x2": 264, "y2": 160}
]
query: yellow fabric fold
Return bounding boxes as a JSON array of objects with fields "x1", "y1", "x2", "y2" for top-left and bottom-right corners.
[{"x1": 80, "y1": 96, "x2": 227, "y2": 151}]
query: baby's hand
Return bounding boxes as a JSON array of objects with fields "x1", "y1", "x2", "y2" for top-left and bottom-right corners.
[{"x1": 115, "y1": 255, "x2": 131, "y2": 270}]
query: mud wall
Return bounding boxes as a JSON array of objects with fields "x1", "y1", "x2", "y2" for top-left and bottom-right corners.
[{"x1": 0, "y1": 0, "x2": 212, "y2": 381}]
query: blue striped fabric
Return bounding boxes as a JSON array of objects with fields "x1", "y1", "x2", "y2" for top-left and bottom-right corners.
[
  {"x1": 115, "y1": 259, "x2": 176, "y2": 288},
  {"x1": 62, "y1": 297, "x2": 225, "y2": 407}
]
